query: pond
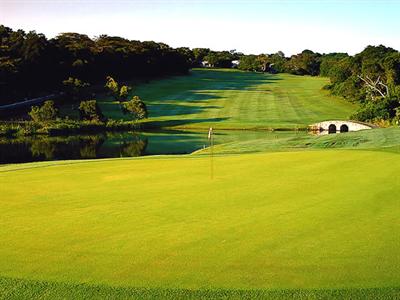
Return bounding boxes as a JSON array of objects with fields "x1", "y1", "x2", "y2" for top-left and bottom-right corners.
[{"x1": 0, "y1": 130, "x2": 306, "y2": 164}]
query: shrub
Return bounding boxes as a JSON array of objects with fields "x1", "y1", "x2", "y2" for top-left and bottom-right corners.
[
  {"x1": 351, "y1": 97, "x2": 400, "y2": 122},
  {"x1": 0, "y1": 124, "x2": 19, "y2": 137},
  {"x1": 122, "y1": 96, "x2": 148, "y2": 120},
  {"x1": 79, "y1": 100, "x2": 104, "y2": 121},
  {"x1": 29, "y1": 101, "x2": 58, "y2": 123},
  {"x1": 62, "y1": 77, "x2": 90, "y2": 103},
  {"x1": 105, "y1": 76, "x2": 130, "y2": 102}
]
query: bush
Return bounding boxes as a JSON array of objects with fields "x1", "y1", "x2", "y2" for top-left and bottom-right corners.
[
  {"x1": 0, "y1": 124, "x2": 19, "y2": 137},
  {"x1": 122, "y1": 96, "x2": 148, "y2": 120},
  {"x1": 29, "y1": 101, "x2": 58, "y2": 123},
  {"x1": 351, "y1": 97, "x2": 400, "y2": 122},
  {"x1": 79, "y1": 100, "x2": 104, "y2": 121}
]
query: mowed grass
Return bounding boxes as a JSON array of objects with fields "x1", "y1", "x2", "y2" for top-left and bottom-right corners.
[
  {"x1": 1, "y1": 277, "x2": 399, "y2": 300},
  {"x1": 195, "y1": 127, "x2": 400, "y2": 155},
  {"x1": 96, "y1": 69, "x2": 357, "y2": 129},
  {"x1": 1, "y1": 150, "x2": 399, "y2": 298}
]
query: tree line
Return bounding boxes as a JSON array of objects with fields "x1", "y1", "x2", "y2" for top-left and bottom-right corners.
[
  {"x1": 0, "y1": 25, "x2": 191, "y2": 104},
  {"x1": 235, "y1": 47, "x2": 400, "y2": 123},
  {"x1": 1, "y1": 24, "x2": 399, "y2": 124}
]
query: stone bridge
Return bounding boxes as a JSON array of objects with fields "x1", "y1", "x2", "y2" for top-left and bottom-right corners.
[{"x1": 309, "y1": 120, "x2": 375, "y2": 134}]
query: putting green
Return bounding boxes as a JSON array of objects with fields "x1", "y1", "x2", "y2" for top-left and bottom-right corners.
[
  {"x1": 95, "y1": 69, "x2": 357, "y2": 129},
  {"x1": 1, "y1": 149, "x2": 399, "y2": 294}
]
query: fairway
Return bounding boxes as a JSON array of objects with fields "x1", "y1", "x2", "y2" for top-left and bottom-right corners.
[
  {"x1": 1, "y1": 149, "x2": 399, "y2": 297},
  {"x1": 97, "y1": 69, "x2": 357, "y2": 129}
]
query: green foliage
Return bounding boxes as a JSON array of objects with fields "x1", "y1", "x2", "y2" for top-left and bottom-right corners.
[
  {"x1": 122, "y1": 96, "x2": 148, "y2": 120},
  {"x1": 105, "y1": 76, "x2": 130, "y2": 102},
  {"x1": 29, "y1": 100, "x2": 58, "y2": 123},
  {"x1": 237, "y1": 55, "x2": 262, "y2": 71},
  {"x1": 192, "y1": 48, "x2": 210, "y2": 62},
  {"x1": 78, "y1": 100, "x2": 104, "y2": 121},
  {"x1": 323, "y1": 45, "x2": 400, "y2": 122},
  {"x1": 0, "y1": 124, "x2": 20, "y2": 137},
  {"x1": 0, "y1": 25, "x2": 190, "y2": 106},
  {"x1": 119, "y1": 85, "x2": 130, "y2": 101},
  {"x1": 269, "y1": 52, "x2": 287, "y2": 73},
  {"x1": 62, "y1": 77, "x2": 90, "y2": 102},
  {"x1": 351, "y1": 96, "x2": 400, "y2": 122},
  {"x1": 105, "y1": 76, "x2": 119, "y2": 98},
  {"x1": 204, "y1": 51, "x2": 235, "y2": 68},
  {"x1": 319, "y1": 53, "x2": 349, "y2": 77},
  {"x1": 286, "y1": 50, "x2": 321, "y2": 76}
]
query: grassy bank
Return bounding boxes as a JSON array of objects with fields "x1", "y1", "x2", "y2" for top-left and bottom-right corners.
[
  {"x1": 1, "y1": 150, "x2": 399, "y2": 295},
  {"x1": 195, "y1": 127, "x2": 400, "y2": 155}
]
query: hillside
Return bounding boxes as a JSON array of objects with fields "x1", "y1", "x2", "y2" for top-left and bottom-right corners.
[{"x1": 87, "y1": 69, "x2": 357, "y2": 129}]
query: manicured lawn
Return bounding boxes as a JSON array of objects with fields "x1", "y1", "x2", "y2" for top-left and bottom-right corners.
[
  {"x1": 1, "y1": 150, "x2": 399, "y2": 298},
  {"x1": 94, "y1": 69, "x2": 357, "y2": 129},
  {"x1": 195, "y1": 127, "x2": 400, "y2": 155}
]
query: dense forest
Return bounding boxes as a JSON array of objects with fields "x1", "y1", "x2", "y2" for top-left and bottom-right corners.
[
  {"x1": 1, "y1": 24, "x2": 399, "y2": 124},
  {"x1": 0, "y1": 25, "x2": 191, "y2": 104}
]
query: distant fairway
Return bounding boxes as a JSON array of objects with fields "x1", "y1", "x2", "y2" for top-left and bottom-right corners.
[
  {"x1": 97, "y1": 69, "x2": 357, "y2": 129},
  {"x1": 1, "y1": 149, "x2": 399, "y2": 298}
]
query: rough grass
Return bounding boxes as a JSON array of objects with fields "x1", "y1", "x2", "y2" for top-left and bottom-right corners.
[
  {"x1": 90, "y1": 69, "x2": 357, "y2": 129},
  {"x1": 195, "y1": 127, "x2": 400, "y2": 155},
  {"x1": 1, "y1": 150, "x2": 399, "y2": 296}
]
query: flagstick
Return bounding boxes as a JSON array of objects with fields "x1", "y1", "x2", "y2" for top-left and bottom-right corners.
[{"x1": 208, "y1": 127, "x2": 214, "y2": 179}]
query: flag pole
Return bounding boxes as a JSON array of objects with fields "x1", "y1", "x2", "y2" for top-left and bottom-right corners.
[{"x1": 208, "y1": 127, "x2": 214, "y2": 179}]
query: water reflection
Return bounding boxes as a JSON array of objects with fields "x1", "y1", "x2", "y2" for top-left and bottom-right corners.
[
  {"x1": 0, "y1": 133, "x2": 149, "y2": 164},
  {"x1": 0, "y1": 130, "x2": 308, "y2": 164}
]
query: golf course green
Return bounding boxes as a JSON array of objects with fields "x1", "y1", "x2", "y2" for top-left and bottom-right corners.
[
  {"x1": 95, "y1": 69, "x2": 357, "y2": 129},
  {"x1": 1, "y1": 69, "x2": 399, "y2": 299},
  {"x1": 1, "y1": 150, "x2": 399, "y2": 298}
]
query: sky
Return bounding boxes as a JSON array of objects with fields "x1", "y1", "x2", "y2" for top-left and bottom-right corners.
[{"x1": 1, "y1": 0, "x2": 399, "y2": 55}]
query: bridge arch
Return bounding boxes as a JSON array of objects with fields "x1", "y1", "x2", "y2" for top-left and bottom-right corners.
[
  {"x1": 328, "y1": 124, "x2": 337, "y2": 134},
  {"x1": 340, "y1": 124, "x2": 349, "y2": 133},
  {"x1": 309, "y1": 120, "x2": 374, "y2": 134}
]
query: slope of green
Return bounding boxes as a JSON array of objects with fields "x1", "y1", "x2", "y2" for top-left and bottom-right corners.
[
  {"x1": 195, "y1": 127, "x2": 400, "y2": 155},
  {"x1": 1, "y1": 150, "x2": 399, "y2": 295},
  {"x1": 95, "y1": 69, "x2": 357, "y2": 129}
]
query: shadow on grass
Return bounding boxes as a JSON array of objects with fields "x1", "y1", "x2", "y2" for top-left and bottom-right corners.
[
  {"x1": 142, "y1": 117, "x2": 229, "y2": 129},
  {"x1": 101, "y1": 69, "x2": 282, "y2": 126},
  {"x1": 140, "y1": 70, "x2": 282, "y2": 127},
  {"x1": 148, "y1": 103, "x2": 222, "y2": 117}
]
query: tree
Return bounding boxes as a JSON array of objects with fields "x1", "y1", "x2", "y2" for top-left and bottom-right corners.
[
  {"x1": 105, "y1": 76, "x2": 130, "y2": 102},
  {"x1": 79, "y1": 100, "x2": 104, "y2": 121},
  {"x1": 286, "y1": 50, "x2": 321, "y2": 76},
  {"x1": 29, "y1": 100, "x2": 58, "y2": 123},
  {"x1": 204, "y1": 51, "x2": 234, "y2": 68},
  {"x1": 0, "y1": 25, "x2": 191, "y2": 106},
  {"x1": 122, "y1": 96, "x2": 148, "y2": 120},
  {"x1": 319, "y1": 53, "x2": 349, "y2": 77},
  {"x1": 192, "y1": 48, "x2": 210, "y2": 66},
  {"x1": 238, "y1": 55, "x2": 262, "y2": 71},
  {"x1": 62, "y1": 77, "x2": 90, "y2": 102}
]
